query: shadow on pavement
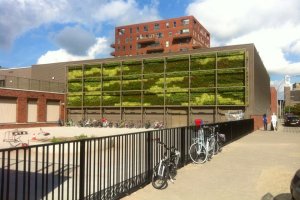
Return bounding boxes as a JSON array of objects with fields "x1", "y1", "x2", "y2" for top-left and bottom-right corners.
[
  {"x1": 274, "y1": 193, "x2": 292, "y2": 200},
  {"x1": 262, "y1": 192, "x2": 292, "y2": 200}
]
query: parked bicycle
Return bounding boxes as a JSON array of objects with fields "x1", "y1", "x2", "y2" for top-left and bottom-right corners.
[
  {"x1": 189, "y1": 127, "x2": 207, "y2": 164},
  {"x1": 189, "y1": 125, "x2": 226, "y2": 164},
  {"x1": 152, "y1": 139, "x2": 180, "y2": 189}
]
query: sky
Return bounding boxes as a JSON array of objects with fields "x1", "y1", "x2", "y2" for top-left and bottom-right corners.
[{"x1": 1, "y1": 0, "x2": 300, "y2": 96}]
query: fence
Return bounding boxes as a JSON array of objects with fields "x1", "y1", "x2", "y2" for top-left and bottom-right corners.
[
  {"x1": 0, "y1": 119, "x2": 253, "y2": 200},
  {"x1": 0, "y1": 75, "x2": 65, "y2": 93}
]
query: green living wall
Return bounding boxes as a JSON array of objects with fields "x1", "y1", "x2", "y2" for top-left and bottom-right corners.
[{"x1": 67, "y1": 50, "x2": 247, "y2": 107}]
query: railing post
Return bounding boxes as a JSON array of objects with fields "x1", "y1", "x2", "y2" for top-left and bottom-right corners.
[
  {"x1": 180, "y1": 127, "x2": 186, "y2": 166},
  {"x1": 79, "y1": 140, "x2": 86, "y2": 200},
  {"x1": 146, "y1": 131, "x2": 153, "y2": 182}
]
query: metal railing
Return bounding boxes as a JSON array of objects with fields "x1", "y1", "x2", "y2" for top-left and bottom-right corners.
[
  {"x1": 0, "y1": 119, "x2": 253, "y2": 200},
  {"x1": 0, "y1": 75, "x2": 65, "y2": 93}
]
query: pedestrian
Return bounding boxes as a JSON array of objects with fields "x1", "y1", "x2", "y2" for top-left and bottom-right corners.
[
  {"x1": 271, "y1": 113, "x2": 277, "y2": 131},
  {"x1": 263, "y1": 114, "x2": 267, "y2": 131}
]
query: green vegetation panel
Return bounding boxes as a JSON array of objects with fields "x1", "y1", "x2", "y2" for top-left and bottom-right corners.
[{"x1": 67, "y1": 51, "x2": 246, "y2": 107}]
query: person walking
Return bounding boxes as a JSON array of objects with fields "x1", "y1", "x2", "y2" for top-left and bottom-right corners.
[
  {"x1": 263, "y1": 114, "x2": 268, "y2": 131},
  {"x1": 271, "y1": 113, "x2": 277, "y2": 131}
]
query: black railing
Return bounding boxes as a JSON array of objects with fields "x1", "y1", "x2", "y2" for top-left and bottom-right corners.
[{"x1": 0, "y1": 119, "x2": 253, "y2": 200}]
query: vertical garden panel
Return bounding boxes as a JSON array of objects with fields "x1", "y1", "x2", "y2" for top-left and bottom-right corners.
[
  {"x1": 122, "y1": 91, "x2": 142, "y2": 106},
  {"x1": 122, "y1": 60, "x2": 142, "y2": 75},
  {"x1": 217, "y1": 68, "x2": 245, "y2": 87},
  {"x1": 102, "y1": 92, "x2": 120, "y2": 106},
  {"x1": 67, "y1": 95, "x2": 82, "y2": 107},
  {"x1": 166, "y1": 55, "x2": 189, "y2": 72},
  {"x1": 190, "y1": 53, "x2": 216, "y2": 70},
  {"x1": 217, "y1": 87, "x2": 245, "y2": 105},
  {"x1": 122, "y1": 75, "x2": 141, "y2": 90},
  {"x1": 84, "y1": 64, "x2": 101, "y2": 77},
  {"x1": 143, "y1": 91, "x2": 164, "y2": 106},
  {"x1": 190, "y1": 88, "x2": 215, "y2": 105},
  {"x1": 102, "y1": 77, "x2": 121, "y2": 91},
  {"x1": 83, "y1": 95, "x2": 101, "y2": 106},
  {"x1": 190, "y1": 70, "x2": 215, "y2": 88},
  {"x1": 217, "y1": 51, "x2": 245, "y2": 69},
  {"x1": 103, "y1": 62, "x2": 121, "y2": 76},
  {"x1": 143, "y1": 58, "x2": 164, "y2": 74},
  {"x1": 165, "y1": 72, "x2": 189, "y2": 90},
  {"x1": 165, "y1": 92, "x2": 189, "y2": 106}
]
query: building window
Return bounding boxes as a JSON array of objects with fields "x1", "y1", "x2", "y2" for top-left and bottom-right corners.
[
  {"x1": 154, "y1": 23, "x2": 160, "y2": 30},
  {"x1": 144, "y1": 25, "x2": 148, "y2": 32},
  {"x1": 182, "y1": 19, "x2": 189, "y2": 25},
  {"x1": 130, "y1": 27, "x2": 132, "y2": 34},
  {"x1": 166, "y1": 22, "x2": 169, "y2": 28},
  {"x1": 173, "y1": 21, "x2": 176, "y2": 27},
  {"x1": 125, "y1": 38, "x2": 129, "y2": 43},
  {"x1": 156, "y1": 32, "x2": 163, "y2": 38},
  {"x1": 137, "y1": 44, "x2": 141, "y2": 49},
  {"x1": 168, "y1": 32, "x2": 172, "y2": 36},
  {"x1": 118, "y1": 28, "x2": 125, "y2": 35},
  {"x1": 165, "y1": 41, "x2": 169, "y2": 47},
  {"x1": 136, "y1": 26, "x2": 139, "y2": 33},
  {"x1": 181, "y1": 29, "x2": 189, "y2": 34},
  {"x1": 130, "y1": 45, "x2": 132, "y2": 50},
  {"x1": 117, "y1": 38, "x2": 120, "y2": 44},
  {"x1": 0, "y1": 80, "x2": 5, "y2": 87},
  {"x1": 123, "y1": 46, "x2": 125, "y2": 51}
]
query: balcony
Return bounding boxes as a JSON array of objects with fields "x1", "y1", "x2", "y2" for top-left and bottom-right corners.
[
  {"x1": 146, "y1": 45, "x2": 164, "y2": 53},
  {"x1": 137, "y1": 37, "x2": 156, "y2": 44},
  {"x1": 173, "y1": 32, "x2": 192, "y2": 40},
  {"x1": 192, "y1": 44, "x2": 203, "y2": 49},
  {"x1": 110, "y1": 52, "x2": 115, "y2": 56},
  {"x1": 110, "y1": 43, "x2": 115, "y2": 48}
]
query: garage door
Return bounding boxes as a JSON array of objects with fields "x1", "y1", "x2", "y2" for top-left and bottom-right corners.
[
  {"x1": 0, "y1": 98, "x2": 17, "y2": 123},
  {"x1": 46, "y1": 101, "x2": 60, "y2": 122},
  {"x1": 27, "y1": 100, "x2": 37, "y2": 122}
]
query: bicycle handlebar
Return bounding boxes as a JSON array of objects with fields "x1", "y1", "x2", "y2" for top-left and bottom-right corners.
[{"x1": 152, "y1": 138, "x2": 176, "y2": 151}]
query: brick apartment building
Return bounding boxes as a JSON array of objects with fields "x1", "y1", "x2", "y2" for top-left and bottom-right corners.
[{"x1": 111, "y1": 15, "x2": 210, "y2": 57}]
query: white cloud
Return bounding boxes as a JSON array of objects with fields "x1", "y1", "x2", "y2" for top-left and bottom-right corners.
[
  {"x1": 54, "y1": 26, "x2": 96, "y2": 56},
  {"x1": 186, "y1": 0, "x2": 300, "y2": 76},
  {"x1": 0, "y1": 0, "x2": 160, "y2": 50},
  {"x1": 37, "y1": 37, "x2": 110, "y2": 64}
]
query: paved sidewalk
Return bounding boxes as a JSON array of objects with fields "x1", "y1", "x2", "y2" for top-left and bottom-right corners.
[{"x1": 123, "y1": 125, "x2": 300, "y2": 200}]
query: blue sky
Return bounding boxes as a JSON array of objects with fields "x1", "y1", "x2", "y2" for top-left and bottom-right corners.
[{"x1": 1, "y1": 0, "x2": 300, "y2": 92}]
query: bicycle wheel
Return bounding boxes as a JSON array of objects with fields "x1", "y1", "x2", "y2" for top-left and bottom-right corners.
[
  {"x1": 213, "y1": 141, "x2": 219, "y2": 155},
  {"x1": 152, "y1": 163, "x2": 168, "y2": 189},
  {"x1": 189, "y1": 142, "x2": 207, "y2": 164},
  {"x1": 169, "y1": 162, "x2": 177, "y2": 179}
]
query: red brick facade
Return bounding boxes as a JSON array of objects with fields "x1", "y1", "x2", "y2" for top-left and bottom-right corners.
[
  {"x1": 112, "y1": 16, "x2": 210, "y2": 56},
  {"x1": 0, "y1": 88, "x2": 65, "y2": 129}
]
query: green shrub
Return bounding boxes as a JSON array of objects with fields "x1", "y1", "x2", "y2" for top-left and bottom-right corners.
[
  {"x1": 190, "y1": 92, "x2": 216, "y2": 105},
  {"x1": 217, "y1": 51, "x2": 245, "y2": 69},
  {"x1": 75, "y1": 134, "x2": 88, "y2": 140}
]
